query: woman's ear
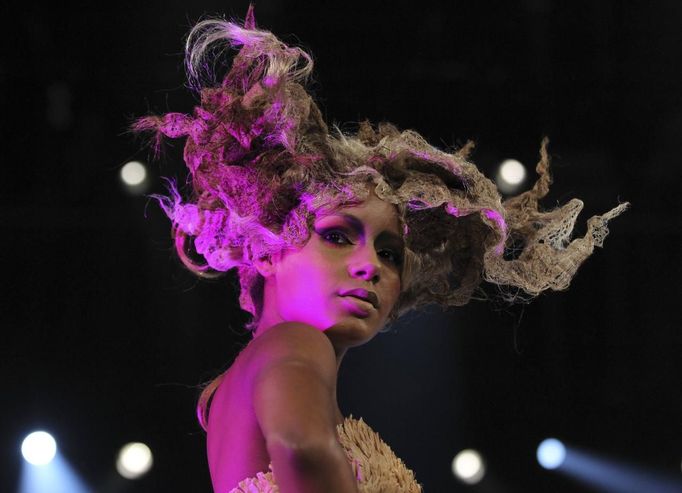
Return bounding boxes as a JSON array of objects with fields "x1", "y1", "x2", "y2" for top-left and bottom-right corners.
[{"x1": 253, "y1": 253, "x2": 277, "y2": 278}]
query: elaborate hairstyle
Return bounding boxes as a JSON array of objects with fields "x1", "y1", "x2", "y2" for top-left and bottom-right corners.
[
  {"x1": 134, "y1": 7, "x2": 627, "y2": 430},
  {"x1": 135, "y1": 7, "x2": 627, "y2": 328}
]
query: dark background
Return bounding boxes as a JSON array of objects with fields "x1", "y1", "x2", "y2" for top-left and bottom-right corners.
[{"x1": 2, "y1": 1, "x2": 681, "y2": 492}]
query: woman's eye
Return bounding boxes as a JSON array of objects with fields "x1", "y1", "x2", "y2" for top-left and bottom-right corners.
[
  {"x1": 379, "y1": 249, "x2": 402, "y2": 266},
  {"x1": 321, "y1": 230, "x2": 351, "y2": 245}
]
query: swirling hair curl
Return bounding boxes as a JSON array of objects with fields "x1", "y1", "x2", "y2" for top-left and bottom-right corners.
[{"x1": 134, "y1": 6, "x2": 628, "y2": 330}]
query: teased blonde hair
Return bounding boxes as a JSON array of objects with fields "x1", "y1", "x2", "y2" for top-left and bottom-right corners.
[{"x1": 134, "y1": 7, "x2": 627, "y2": 430}]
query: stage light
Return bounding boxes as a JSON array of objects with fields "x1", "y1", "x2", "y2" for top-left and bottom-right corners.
[
  {"x1": 560, "y1": 447, "x2": 682, "y2": 493},
  {"x1": 451, "y1": 448, "x2": 485, "y2": 484},
  {"x1": 21, "y1": 431, "x2": 57, "y2": 466},
  {"x1": 116, "y1": 442, "x2": 153, "y2": 479},
  {"x1": 120, "y1": 161, "x2": 147, "y2": 187},
  {"x1": 537, "y1": 438, "x2": 566, "y2": 470},
  {"x1": 496, "y1": 158, "x2": 527, "y2": 194},
  {"x1": 499, "y1": 159, "x2": 526, "y2": 185},
  {"x1": 19, "y1": 454, "x2": 91, "y2": 493}
]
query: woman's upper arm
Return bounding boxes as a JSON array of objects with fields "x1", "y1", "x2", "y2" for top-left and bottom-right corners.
[{"x1": 251, "y1": 323, "x2": 339, "y2": 451}]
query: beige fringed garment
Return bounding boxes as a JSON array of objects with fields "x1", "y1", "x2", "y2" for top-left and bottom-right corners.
[{"x1": 228, "y1": 416, "x2": 422, "y2": 493}]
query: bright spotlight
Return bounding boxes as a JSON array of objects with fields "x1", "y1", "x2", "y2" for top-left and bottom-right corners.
[
  {"x1": 116, "y1": 442, "x2": 153, "y2": 479},
  {"x1": 452, "y1": 448, "x2": 485, "y2": 484},
  {"x1": 120, "y1": 161, "x2": 147, "y2": 187},
  {"x1": 496, "y1": 158, "x2": 527, "y2": 194},
  {"x1": 499, "y1": 159, "x2": 526, "y2": 185},
  {"x1": 21, "y1": 431, "x2": 57, "y2": 466},
  {"x1": 537, "y1": 438, "x2": 566, "y2": 470},
  {"x1": 560, "y1": 447, "x2": 682, "y2": 493},
  {"x1": 19, "y1": 453, "x2": 92, "y2": 493}
]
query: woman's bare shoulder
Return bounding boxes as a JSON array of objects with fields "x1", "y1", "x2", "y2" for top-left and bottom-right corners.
[
  {"x1": 247, "y1": 323, "x2": 341, "y2": 447},
  {"x1": 245, "y1": 322, "x2": 337, "y2": 380}
]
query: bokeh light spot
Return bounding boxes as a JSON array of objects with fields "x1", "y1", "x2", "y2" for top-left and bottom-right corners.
[
  {"x1": 21, "y1": 431, "x2": 57, "y2": 466},
  {"x1": 451, "y1": 448, "x2": 485, "y2": 484},
  {"x1": 499, "y1": 159, "x2": 526, "y2": 185},
  {"x1": 537, "y1": 438, "x2": 566, "y2": 469},
  {"x1": 120, "y1": 161, "x2": 147, "y2": 187},
  {"x1": 116, "y1": 442, "x2": 153, "y2": 479}
]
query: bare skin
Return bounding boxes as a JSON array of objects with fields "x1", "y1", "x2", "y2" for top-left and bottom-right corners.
[{"x1": 206, "y1": 190, "x2": 403, "y2": 493}]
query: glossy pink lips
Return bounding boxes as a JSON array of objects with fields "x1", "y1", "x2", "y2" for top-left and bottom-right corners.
[
  {"x1": 339, "y1": 296, "x2": 373, "y2": 318},
  {"x1": 339, "y1": 289, "x2": 379, "y2": 310}
]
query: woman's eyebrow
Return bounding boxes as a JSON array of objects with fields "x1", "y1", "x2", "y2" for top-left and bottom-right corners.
[{"x1": 331, "y1": 213, "x2": 404, "y2": 246}]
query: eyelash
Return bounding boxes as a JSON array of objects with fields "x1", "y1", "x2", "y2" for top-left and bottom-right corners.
[{"x1": 319, "y1": 229, "x2": 403, "y2": 266}]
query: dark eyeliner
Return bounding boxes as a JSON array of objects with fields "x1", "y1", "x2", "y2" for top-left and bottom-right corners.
[{"x1": 317, "y1": 227, "x2": 352, "y2": 245}]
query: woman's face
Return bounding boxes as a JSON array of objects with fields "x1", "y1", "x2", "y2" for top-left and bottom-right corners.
[{"x1": 261, "y1": 190, "x2": 404, "y2": 347}]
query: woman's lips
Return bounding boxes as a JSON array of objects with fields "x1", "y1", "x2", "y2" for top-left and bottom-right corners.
[
  {"x1": 339, "y1": 296, "x2": 374, "y2": 317},
  {"x1": 339, "y1": 289, "x2": 379, "y2": 309}
]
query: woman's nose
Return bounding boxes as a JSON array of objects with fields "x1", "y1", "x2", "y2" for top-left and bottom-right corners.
[{"x1": 348, "y1": 248, "x2": 381, "y2": 283}]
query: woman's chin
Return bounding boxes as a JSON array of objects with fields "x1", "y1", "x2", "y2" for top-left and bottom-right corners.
[{"x1": 323, "y1": 316, "x2": 384, "y2": 348}]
